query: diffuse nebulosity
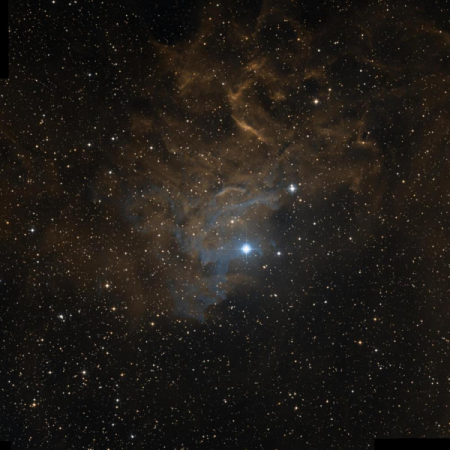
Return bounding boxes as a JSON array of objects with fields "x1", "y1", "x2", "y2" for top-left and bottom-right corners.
[
  {"x1": 2, "y1": 1, "x2": 450, "y2": 447},
  {"x1": 108, "y1": 2, "x2": 439, "y2": 319},
  {"x1": 3, "y1": 2, "x2": 450, "y2": 322}
]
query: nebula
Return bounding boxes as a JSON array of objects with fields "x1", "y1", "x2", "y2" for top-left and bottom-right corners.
[
  {"x1": 107, "y1": 1, "x2": 407, "y2": 318},
  {"x1": 3, "y1": 1, "x2": 450, "y2": 448}
]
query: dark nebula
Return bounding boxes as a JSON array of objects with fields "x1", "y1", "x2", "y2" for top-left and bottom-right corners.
[{"x1": 2, "y1": 0, "x2": 450, "y2": 448}]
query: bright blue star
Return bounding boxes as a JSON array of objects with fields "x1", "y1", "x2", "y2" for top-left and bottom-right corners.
[{"x1": 242, "y1": 244, "x2": 251, "y2": 254}]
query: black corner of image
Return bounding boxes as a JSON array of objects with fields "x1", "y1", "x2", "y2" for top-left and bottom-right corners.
[
  {"x1": 0, "y1": 442, "x2": 11, "y2": 450},
  {"x1": 0, "y1": 0, "x2": 8, "y2": 79},
  {"x1": 375, "y1": 439, "x2": 450, "y2": 449}
]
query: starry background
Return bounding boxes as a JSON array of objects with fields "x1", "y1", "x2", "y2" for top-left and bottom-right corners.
[{"x1": 2, "y1": 0, "x2": 450, "y2": 448}]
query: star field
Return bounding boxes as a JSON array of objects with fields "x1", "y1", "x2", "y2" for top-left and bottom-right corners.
[{"x1": 1, "y1": 0, "x2": 450, "y2": 448}]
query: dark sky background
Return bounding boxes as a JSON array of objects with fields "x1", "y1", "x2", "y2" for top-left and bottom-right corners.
[{"x1": 2, "y1": 0, "x2": 450, "y2": 448}]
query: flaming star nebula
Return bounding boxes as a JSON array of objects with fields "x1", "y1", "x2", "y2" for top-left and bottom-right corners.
[{"x1": 2, "y1": 0, "x2": 450, "y2": 449}]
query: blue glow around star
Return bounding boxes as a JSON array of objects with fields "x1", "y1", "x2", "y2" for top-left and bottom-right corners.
[{"x1": 242, "y1": 244, "x2": 251, "y2": 254}]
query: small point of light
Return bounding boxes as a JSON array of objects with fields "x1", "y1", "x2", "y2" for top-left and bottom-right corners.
[
  {"x1": 289, "y1": 184, "x2": 296, "y2": 193},
  {"x1": 313, "y1": 98, "x2": 319, "y2": 104},
  {"x1": 277, "y1": 251, "x2": 281, "y2": 256},
  {"x1": 30, "y1": 228, "x2": 35, "y2": 233},
  {"x1": 242, "y1": 244, "x2": 251, "y2": 254}
]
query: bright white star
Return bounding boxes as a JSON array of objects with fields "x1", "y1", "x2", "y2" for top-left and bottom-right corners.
[
  {"x1": 242, "y1": 244, "x2": 251, "y2": 254},
  {"x1": 289, "y1": 184, "x2": 296, "y2": 193}
]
